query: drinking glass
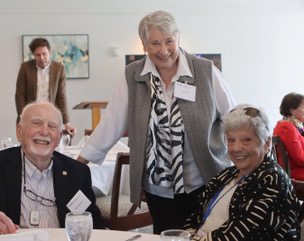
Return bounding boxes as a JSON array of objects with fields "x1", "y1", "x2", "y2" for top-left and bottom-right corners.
[
  {"x1": 65, "y1": 211, "x2": 93, "y2": 241},
  {"x1": 1, "y1": 137, "x2": 12, "y2": 149},
  {"x1": 62, "y1": 134, "x2": 71, "y2": 147},
  {"x1": 160, "y1": 229, "x2": 191, "y2": 241}
]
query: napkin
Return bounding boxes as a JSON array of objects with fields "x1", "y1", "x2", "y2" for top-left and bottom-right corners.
[{"x1": 0, "y1": 229, "x2": 49, "y2": 241}]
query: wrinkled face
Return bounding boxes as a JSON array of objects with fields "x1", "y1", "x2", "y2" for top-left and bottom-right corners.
[
  {"x1": 226, "y1": 127, "x2": 270, "y2": 176},
  {"x1": 17, "y1": 103, "x2": 62, "y2": 163},
  {"x1": 33, "y1": 46, "x2": 51, "y2": 69},
  {"x1": 142, "y1": 28, "x2": 180, "y2": 72},
  {"x1": 291, "y1": 100, "x2": 304, "y2": 122}
]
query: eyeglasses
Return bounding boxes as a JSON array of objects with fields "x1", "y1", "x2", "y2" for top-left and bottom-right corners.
[
  {"x1": 23, "y1": 187, "x2": 56, "y2": 207},
  {"x1": 22, "y1": 152, "x2": 56, "y2": 207},
  {"x1": 243, "y1": 107, "x2": 262, "y2": 118},
  {"x1": 230, "y1": 107, "x2": 261, "y2": 118}
]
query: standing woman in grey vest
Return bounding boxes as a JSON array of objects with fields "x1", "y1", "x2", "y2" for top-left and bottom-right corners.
[{"x1": 77, "y1": 10, "x2": 236, "y2": 234}]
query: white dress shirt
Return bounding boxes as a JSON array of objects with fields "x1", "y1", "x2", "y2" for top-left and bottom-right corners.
[{"x1": 36, "y1": 62, "x2": 50, "y2": 102}]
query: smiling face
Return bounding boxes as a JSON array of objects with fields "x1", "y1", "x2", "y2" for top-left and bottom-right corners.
[
  {"x1": 290, "y1": 99, "x2": 304, "y2": 122},
  {"x1": 17, "y1": 103, "x2": 62, "y2": 170},
  {"x1": 33, "y1": 46, "x2": 51, "y2": 69},
  {"x1": 226, "y1": 127, "x2": 270, "y2": 176},
  {"x1": 142, "y1": 27, "x2": 180, "y2": 73}
]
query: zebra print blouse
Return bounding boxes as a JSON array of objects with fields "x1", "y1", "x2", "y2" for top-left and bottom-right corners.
[{"x1": 184, "y1": 157, "x2": 300, "y2": 241}]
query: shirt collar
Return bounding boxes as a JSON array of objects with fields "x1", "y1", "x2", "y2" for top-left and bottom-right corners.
[
  {"x1": 24, "y1": 155, "x2": 53, "y2": 178},
  {"x1": 36, "y1": 61, "x2": 51, "y2": 71}
]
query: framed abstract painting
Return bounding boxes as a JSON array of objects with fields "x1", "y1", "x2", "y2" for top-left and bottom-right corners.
[{"x1": 22, "y1": 34, "x2": 89, "y2": 79}]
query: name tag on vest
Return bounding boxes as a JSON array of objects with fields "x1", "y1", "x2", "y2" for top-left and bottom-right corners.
[{"x1": 174, "y1": 82, "x2": 196, "y2": 102}]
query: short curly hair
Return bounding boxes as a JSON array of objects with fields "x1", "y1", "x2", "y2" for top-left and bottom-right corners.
[
  {"x1": 29, "y1": 38, "x2": 51, "y2": 54},
  {"x1": 138, "y1": 10, "x2": 179, "y2": 45},
  {"x1": 222, "y1": 104, "x2": 271, "y2": 146}
]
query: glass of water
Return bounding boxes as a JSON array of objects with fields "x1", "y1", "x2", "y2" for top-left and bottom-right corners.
[
  {"x1": 62, "y1": 134, "x2": 71, "y2": 147},
  {"x1": 65, "y1": 211, "x2": 93, "y2": 241},
  {"x1": 160, "y1": 229, "x2": 191, "y2": 241},
  {"x1": 1, "y1": 137, "x2": 12, "y2": 149}
]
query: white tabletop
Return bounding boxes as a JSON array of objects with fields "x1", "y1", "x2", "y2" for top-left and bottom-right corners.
[
  {"x1": 62, "y1": 141, "x2": 130, "y2": 196},
  {"x1": 6, "y1": 228, "x2": 160, "y2": 241}
]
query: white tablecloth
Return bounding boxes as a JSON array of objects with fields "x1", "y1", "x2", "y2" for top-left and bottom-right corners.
[
  {"x1": 62, "y1": 141, "x2": 130, "y2": 196},
  {"x1": 7, "y1": 228, "x2": 159, "y2": 241}
]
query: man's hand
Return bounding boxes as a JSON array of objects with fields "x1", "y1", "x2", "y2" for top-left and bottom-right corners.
[
  {"x1": 65, "y1": 123, "x2": 76, "y2": 138},
  {"x1": 0, "y1": 211, "x2": 18, "y2": 234}
]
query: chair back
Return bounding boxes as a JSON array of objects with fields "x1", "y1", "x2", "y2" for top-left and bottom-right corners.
[
  {"x1": 291, "y1": 179, "x2": 304, "y2": 241},
  {"x1": 96, "y1": 152, "x2": 152, "y2": 231},
  {"x1": 271, "y1": 135, "x2": 291, "y2": 177}
]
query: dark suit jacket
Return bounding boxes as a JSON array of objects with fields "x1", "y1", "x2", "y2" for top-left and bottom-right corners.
[
  {"x1": 15, "y1": 60, "x2": 70, "y2": 124},
  {"x1": 0, "y1": 147, "x2": 104, "y2": 229}
]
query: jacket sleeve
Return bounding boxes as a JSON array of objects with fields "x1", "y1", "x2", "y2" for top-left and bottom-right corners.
[
  {"x1": 53, "y1": 63, "x2": 70, "y2": 124},
  {"x1": 15, "y1": 63, "x2": 27, "y2": 123},
  {"x1": 279, "y1": 124, "x2": 304, "y2": 167}
]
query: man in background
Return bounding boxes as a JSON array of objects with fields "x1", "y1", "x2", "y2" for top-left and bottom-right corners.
[
  {"x1": 15, "y1": 38, "x2": 76, "y2": 137},
  {"x1": 0, "y1": 102, "x2": 103, "y2": 234}
]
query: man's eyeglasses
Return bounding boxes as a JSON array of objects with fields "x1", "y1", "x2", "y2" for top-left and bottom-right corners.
[
  {"x1": 23, "y1": 152, "x2": 56, "y2": 207},
  {"x1": 23, "y1": 187, "x2": 56, "y2": 207}
]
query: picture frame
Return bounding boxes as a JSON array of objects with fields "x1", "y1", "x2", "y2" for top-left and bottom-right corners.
[{"x1": 22, "y1": 34, "x2": 89, "y2": 79}]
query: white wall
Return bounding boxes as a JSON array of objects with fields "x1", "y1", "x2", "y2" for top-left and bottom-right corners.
[{"x1": 1, "y1": 0, "x2": 304, "y2": 144}]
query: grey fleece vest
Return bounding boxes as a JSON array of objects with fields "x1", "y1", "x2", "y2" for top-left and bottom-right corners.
[{"x1": 125, "y1": 48, "x2": 230, "y2": 206}]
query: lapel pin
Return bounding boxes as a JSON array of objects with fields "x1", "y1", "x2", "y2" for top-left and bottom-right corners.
[{"x1": 62, "y1": 171, "x2": 67, "y2": 175}]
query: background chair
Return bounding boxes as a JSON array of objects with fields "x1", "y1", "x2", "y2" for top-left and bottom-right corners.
[
  {"x1": 271, "y1": 135, "x2": 291, "y2": 177},
  {"x1": 291, "y1": 179, "x2": 304, "y2": 241},
  {"x1": 95, "y1": 152, "x2": 153, "y2": 231}
]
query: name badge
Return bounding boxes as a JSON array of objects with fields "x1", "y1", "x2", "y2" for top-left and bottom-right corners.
[
  {"x1": 66, "y1": 190, "x2": 91, "y2": 214},
  {"x1": 174, "y1": 82, "x2": 196, "y2": 102}
]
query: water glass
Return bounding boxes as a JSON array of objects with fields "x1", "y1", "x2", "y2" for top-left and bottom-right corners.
[
  {"x1": 1, "y1": 137, "x2": 12, "y2": 149},
  {"x1": 65, "y1": 211, "x2": 93, "y2": 241},
  {"x1": 160, "y1": 229, "x2": 191, "y2": 241},
  {"x1": 62, "y1": 134, "x2": 71, "y2": 147}
]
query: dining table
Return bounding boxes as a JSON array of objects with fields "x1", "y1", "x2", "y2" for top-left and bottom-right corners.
[
  {"x1": 61, "y1": 140, "x2": 130, "y2": 197},
  {"x1": 1, "y1": 228, "x2": 160, "y2": 241}
]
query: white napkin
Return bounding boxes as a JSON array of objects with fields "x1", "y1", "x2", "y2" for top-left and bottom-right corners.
[{"x1": 0, "y1": 229, "x2": 49, "y2": 241}]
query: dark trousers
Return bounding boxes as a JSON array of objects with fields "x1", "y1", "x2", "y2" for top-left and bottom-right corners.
[{"x1": 145, "y1": 185, "x2": 204, "y2": 234}]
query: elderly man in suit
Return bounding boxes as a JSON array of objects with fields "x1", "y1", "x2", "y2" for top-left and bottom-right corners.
[
  {"x1": 15, "y1": 38, "x2": 76, "y2": 137},
  {"x1": 0, "y1": 102, "x2": 103, "y2": 234}
]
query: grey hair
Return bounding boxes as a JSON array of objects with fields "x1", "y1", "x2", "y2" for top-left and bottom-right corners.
[
  {"x1": 138, "y1": 10, "x2": 179, "y2": 44},
  {"x1": 222, "y1": 104, "x2": 272, "y2": 147},
  {"x1": 19, "y1": 101, "x2": 63, "y2": 127}
]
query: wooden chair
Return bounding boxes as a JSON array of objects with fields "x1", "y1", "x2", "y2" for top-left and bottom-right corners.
[
  {"x1": 291, "y1": 179, "x2": 304, "y2": 241},
  {"x1": 95, "y1": 152, "x2": 153, "y2": 231},
  {"x1": 271, "y1": 135, "x2": 291, "y2": 177}
]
